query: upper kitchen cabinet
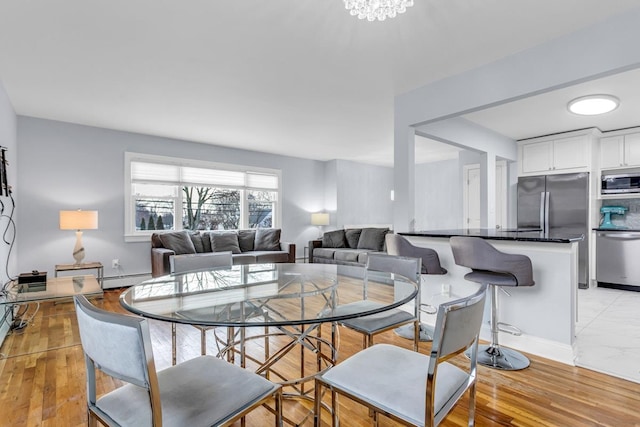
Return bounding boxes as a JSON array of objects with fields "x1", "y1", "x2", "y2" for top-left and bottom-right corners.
[
  {"x1": 518, "y1": 130, "x2": 596, "y2": 176},
  {"x1": 600, "y1": 132, "x2": 640, "y2": 169}
]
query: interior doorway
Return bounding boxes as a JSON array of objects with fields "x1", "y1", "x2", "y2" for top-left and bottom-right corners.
[{"x1": 463, "y1": 161, "x2": 507, "y2": 229}]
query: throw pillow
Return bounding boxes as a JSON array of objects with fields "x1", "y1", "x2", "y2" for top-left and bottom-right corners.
[
  {"x1": 344, "y1": 229, "x2": 362, "y2": 249},
  {"x1": 200, "y1": 231, "x2": 213, "y2": 252},
  {"x1": 158, "y1": 231, "x2": 197, "y2": 255},
  {"x1": 237, "y1": 229, "x2": 256, "y2": 252},
  {"x1": 357, "y1": 228, "x2": 390, "y2": 251},
  {"x1": 189, "y1": 232, "x2": 205, "y2": 253},
  {"x1": 254, "y1": 228, "x2": 281, "y2": 251},
  {"x1": 322, "y1": 229, "x2": 346, "y2": 248},
  {"x1": 209, "y1": 232, "x2": 241, "y2": 254}
]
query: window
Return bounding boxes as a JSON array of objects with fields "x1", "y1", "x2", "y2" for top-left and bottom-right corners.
[{"x1": 125, "y1": 153, "x2": 281, "y2": 241}]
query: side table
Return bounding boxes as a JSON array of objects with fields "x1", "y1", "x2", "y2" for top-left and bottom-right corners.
[{"x1": 54, "y1": 262, "x2": 104, "y2": 288}]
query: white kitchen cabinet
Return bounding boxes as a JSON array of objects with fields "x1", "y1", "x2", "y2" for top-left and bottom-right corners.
[
  {"x1": 600, "y1": 132, "x2": 640, "y2": 169},
  {"x1": 520, "y1": 135, "x2": 589, "y2": 175}
]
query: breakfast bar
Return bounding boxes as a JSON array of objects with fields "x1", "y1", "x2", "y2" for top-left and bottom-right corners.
[{"x1": 400, "y1": 229, "x2": 584, "y2": 365}]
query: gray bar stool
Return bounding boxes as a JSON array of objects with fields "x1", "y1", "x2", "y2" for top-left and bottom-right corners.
[
  {"x1": 386, "y1": 234, "x2": 448, "y2": 342},
  {"x1": 450, "y1": 236, "x2": 535, "y2": 370}
]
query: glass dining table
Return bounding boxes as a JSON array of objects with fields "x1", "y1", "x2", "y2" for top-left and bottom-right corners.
[{"x1": 120, "y1": 262, "x2": 418, "y2": 425}]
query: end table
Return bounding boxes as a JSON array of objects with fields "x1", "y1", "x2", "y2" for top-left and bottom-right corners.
[{"x1": 54, "y1": 262, "x2": 104, "y2": 288}]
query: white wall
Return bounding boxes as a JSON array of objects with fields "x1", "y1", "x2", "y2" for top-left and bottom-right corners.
[
  {"x1": 334, "y1": 160, "x2": 393, "y2": 228},
  {"x1": 0, "y1": 80, "x2": 17, "y2": 345},
  {"x1": 414, "y1": 159, "x2": 461, "y2": 231},
  {"x1": 16, "y1": 117, "x2": 328, "y2": 276},
  {"x1": 394, "y1": 7, "x2": 640, "y2": 231}
]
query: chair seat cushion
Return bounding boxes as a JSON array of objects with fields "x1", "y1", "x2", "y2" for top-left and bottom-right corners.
[
  {"x1": 334, "y1": 301, "x2": 415, "y2": 333},
  {"x1": 464, "y1": 270, "x2": 518, "y2": 287},
  {"x1": 319, "y1": 343, "x2": 468, "y2": 426},
  {"x1": 96, "y1": 355, "x2": 279, "y2": 427}
]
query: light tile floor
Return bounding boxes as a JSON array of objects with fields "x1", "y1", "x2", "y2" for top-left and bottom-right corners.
[{"x1": 575, "y1": 286, "x2": 640, "y2": 383}]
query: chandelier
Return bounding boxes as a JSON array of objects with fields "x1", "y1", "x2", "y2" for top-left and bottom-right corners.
[{"x1": 344, "y1": 0, "x2": 414, "y2": 22}]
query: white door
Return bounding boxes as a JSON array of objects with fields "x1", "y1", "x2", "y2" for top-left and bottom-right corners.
[
  {"x1": 463, "y1": 165, "x2": 481, "y2": 228},
  {"x1": 463, "y1": 162, "x2": 507, "y2": 229}
]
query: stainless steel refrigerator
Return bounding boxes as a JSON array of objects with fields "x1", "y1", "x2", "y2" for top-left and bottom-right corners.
[{"x1": 517, "y1": 172, "x2": 589, "y2": 287}]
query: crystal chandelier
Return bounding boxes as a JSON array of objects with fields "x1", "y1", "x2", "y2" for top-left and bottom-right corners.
[{"x1": 344, "y1": 0, "x2": 414, "y2": 22}]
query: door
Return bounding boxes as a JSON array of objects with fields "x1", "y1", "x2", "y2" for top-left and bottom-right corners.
[
  {"x1": 463, "y1": 165, "x2": 481, "y2": 228},
  {"x1": 521, "y1": 141, "x2": 552, "y2": 174},
  {"x1": 517, "y1": 175, "x2": 546, "y2": 229}
]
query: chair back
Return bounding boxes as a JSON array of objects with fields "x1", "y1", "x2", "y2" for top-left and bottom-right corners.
[
  {"x1": 385, "y1": 234, "x2": 447, "y2": 275},
  {"x1": 366, "y1": 253, "x2": 421, "y2": 284},
  {"x1": 74, "y1": 295, "x2": 162, "y2": 422},
  {"x1": 170, "y1": 251, "x2": 233, "y2": 274},
  {"x1": 426, "y1": 284, "x2": 487, "y2": 424},
  {"x1": 450, "y1": 236, "x2": 534, "y2": 286}
]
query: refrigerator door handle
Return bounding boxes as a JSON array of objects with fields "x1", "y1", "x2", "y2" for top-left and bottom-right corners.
[
  {"x1": 544, "y1": 191, "x2": 550, "y2": 233},
  {"x1": 539, "y1": 192, "x2": 546, "y2": 231}
]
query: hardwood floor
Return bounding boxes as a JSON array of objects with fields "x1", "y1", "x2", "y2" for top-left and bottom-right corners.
[{"x1": 1, "y1": 289, "x2": 639, "y2": 426}]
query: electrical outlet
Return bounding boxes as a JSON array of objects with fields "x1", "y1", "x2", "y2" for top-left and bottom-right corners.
[
  {"x1": 112, "y1": 259, "x2": 120, "y2": 269},
  {"x1": 441, "y1": 283, "x2": 451, "y2": 297}
]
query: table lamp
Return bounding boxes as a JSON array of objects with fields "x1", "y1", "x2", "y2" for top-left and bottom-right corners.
[
  {"x1": 60, "y1": 210, "x2": 98, "y2": 265},
  {"x1": 311, "y1": 212, "x2": 330, "y2": 238}
]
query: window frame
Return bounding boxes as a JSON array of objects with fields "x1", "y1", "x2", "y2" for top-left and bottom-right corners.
[{"x1": 124, "y1": 152, "x2": 282, "y2": 242}]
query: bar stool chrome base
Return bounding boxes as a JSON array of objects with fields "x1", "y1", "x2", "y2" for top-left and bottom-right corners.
[
  {"x1": 394, "y1": 323, "x2": 434, "y2": 342},
  {"x1": 473, "y1": 344, "x2": 530, "y2": 371}
]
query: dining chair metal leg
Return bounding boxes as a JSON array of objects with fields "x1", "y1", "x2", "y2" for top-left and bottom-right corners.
[
  {"x1": 171, "y1": 323, "x2": 177, "y2": 365},
  {"x1": 200, "y1": 328, "x2": 207, "y2": 356}
]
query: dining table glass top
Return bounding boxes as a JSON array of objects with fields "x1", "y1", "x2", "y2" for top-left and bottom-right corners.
[{"x1": 120, "y1": 263, "x2": 418, "y2": 327}]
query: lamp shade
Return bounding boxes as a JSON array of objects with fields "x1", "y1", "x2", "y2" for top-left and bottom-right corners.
[
  {"x1": 60, "y1": 210, "x2": 99, "y2": 230},
  {"x1": 311, "y1": 213, "x2": 330, "y2": 226}
]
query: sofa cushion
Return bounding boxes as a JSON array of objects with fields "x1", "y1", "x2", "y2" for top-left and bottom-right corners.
[
  {"x1": 254, "y1": 251, "x2": 290, "y2": 263},
  {"x1": 232, "y1": 253, "x2": 258, "y2": 265},
  {"x1": 335, "y1": 249, "x2": 369, "y2": 263},
  {"x1": 357, "y1": 228, "x2": 389, "y2": 251},
  {"x1": 158, "y1": 231, "x2": 196, "y2": 255},
  {"x1": 189, "y1": 232, "x2": 206, "y2": 253},
  {"x1": 200, "y1": 231, "x2": 213, "y2": 252},
  {"x1": 313, "y1": 248, "x2": 338, "y2": 260},
  {"x1": 345, "y1": 229, "x2": 362, "y2": 249},
  {"x1": 238, "y1": 230, "x2": 256, "y2": 252},
  {"x1": 255, "y1": 229, "x2": 281, "y2": 251},
  {"x1": 210, "y1": 232, "x2": 241, "y2": 254},
  {"x1": 323, "y1": 230, "x2": 346, "y2": 248}
]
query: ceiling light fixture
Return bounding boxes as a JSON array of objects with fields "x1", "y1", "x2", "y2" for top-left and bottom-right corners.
[
  {"x1": 344, "y1": 0, "x2": 414, "y2": 22},
  {"x1": 567, "y1": 95, "x2": 620, "y2": 116}
]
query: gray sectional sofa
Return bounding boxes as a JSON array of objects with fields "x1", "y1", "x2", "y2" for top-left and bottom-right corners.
[
  {"x1": 151, "y1": 229, "x2": 295, "y2": 277},
  {"x1": 308, "y1": 227, "x2": 391, "y2": 266}
]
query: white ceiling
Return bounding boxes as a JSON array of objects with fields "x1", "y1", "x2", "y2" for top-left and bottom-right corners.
[{"x1": 1, "y1": 1, "x2": 640, "y2": 166}]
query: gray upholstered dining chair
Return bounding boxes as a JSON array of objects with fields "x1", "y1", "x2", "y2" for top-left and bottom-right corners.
[
  {"x1": 314, "y1": 283, "x2": 487, "y2": 427},
  {"x1": 333, "y1": 253, "x2": 422, "y2": 351},
  {"x1": 169, "y1": 251, "x2": 234, "y2": 358},
  {"x1": 74, "y1": 295, "x2": 282, "y2": 427},
  {"x1": 385, "y1": 234, "x2": 448, "y2": 342}
]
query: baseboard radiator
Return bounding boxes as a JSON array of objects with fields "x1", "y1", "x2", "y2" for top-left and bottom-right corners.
[{"x1": 102, "y1": 273, "x2": 152, "y2": 289}]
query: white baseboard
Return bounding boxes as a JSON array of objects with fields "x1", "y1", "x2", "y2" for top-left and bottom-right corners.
[
  {"x1": 480, "y1": 324, "x2": 576, "y2": 366},
  {"x1": 102, "y1": 273, "x2": 151, "y2": 289}
]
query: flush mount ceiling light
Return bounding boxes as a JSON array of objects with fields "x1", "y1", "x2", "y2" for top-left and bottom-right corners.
[
  {"x1": 344, "y1": 0, "x2": 414, "y2": 22},
  {"x1": 567, "y1": 95, "x2": 620, "y2": 116}
]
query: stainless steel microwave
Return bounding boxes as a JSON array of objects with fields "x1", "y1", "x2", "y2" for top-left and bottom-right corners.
[{"x1": 601, "y1": 173, "x2": 640, "y2": 194}]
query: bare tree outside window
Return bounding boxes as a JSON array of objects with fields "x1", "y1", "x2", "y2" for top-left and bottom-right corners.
[{"x1": 183, "y1": 186, "x2": 240, "y2": 230}]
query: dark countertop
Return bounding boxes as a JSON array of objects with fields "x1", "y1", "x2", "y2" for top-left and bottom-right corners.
[
  {"x1": 399, "y1": 228, "x2": 584, "y2": 243},
  {"x1": 593, "y1": 228, "x2": 640, "y2": 232}
]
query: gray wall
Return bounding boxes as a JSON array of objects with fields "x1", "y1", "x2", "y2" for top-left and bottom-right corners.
[
  {"x1": 16, "y1": 117, "x2": 328, "y2": 276},
  {"x1": 0, "y1": 80, "x2": 17, "y2": 344}
]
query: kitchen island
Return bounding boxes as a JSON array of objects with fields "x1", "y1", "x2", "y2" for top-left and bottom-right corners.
[{"x1": 400, "y1": 229, "x2": 584, "y2": 365}]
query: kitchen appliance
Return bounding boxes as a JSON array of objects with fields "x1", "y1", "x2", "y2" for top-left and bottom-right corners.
[
  {"x1": 599, "y1": 206, "x2": 628, "y2": 229},
  {"x1": 596, "y1": 230, "x2": 640, "y2": 290},
  {"x1": 517, "y1": 172, "x2": 589, "y2": 287},
  {"x1": 601, "y1": 173, "x2": 640, "y2": 195}
]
